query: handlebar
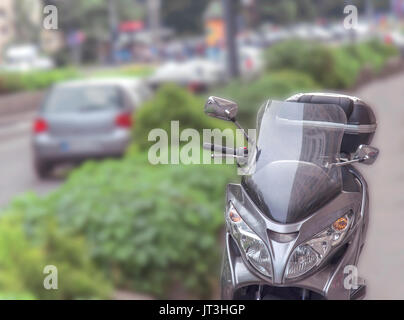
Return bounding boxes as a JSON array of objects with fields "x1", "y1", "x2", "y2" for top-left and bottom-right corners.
[{"x1": 203, "y1": 143, "x2": 248, "y2": 156}]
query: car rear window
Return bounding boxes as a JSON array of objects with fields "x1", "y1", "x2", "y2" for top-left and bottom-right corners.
[{"x1": 43, "y1": 85, "x2": 123, "y2": 113}]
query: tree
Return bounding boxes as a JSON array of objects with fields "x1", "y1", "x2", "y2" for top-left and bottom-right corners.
[
  {"x1": 161, "y1": 0, "x2": 209, "y2": 35},
  {"x1": 42, "y1": 0, "x2": 145, "y2": 63},
  {"x1": 13, "y1": 0, "x2": 42, "y2": 44},
  {"x1": 257, "y1": 0, "x2": 392, "y2": 25}
]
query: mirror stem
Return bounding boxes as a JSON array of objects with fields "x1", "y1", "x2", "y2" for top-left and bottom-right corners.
[
  {"x1": 334, "y1": 158, "x2": 363, "y2": 167},
  {"x1": 232, "y1": 119, "x2": 254, "y2": 145}
]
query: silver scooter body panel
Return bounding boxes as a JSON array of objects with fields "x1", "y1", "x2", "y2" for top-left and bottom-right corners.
[{"x1": 221, "y1": 165, "x2": 368, "y2": 300}]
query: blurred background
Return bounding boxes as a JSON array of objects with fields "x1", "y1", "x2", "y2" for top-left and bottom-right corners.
[{"x1": 0, "y1": 0, "x2": 403, "y2": 299}]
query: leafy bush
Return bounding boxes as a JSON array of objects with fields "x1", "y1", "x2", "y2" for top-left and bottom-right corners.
[
  {"x1": 264, "y1": 39, "x2": 399, "y2": 90},
  {"x1": 0, "y1": 65, "x2": 153, "y2": 94},
  {"x1": 0, "y1": 215, "x2": 43, "y2": 299},
  {"x1": 329, "y1": 46, "x2": 362, "y2": 88},
  {"x1": 344, "y1": 42, "x2": 385, "y2": 73},
  {"x1": 211, "y1": 70, "x2": 319, "y2": 128},
  {"x1": 90, "y1": 65, "x2": 154, "y2": 78},
  {"x1": 0, "y1": 68, "x2": 79, "y2": 94},
  {"x1": 133, "y1": 84, "x2": 233, "y2": 151},
  {"x1": 265, "y1": 40, "x2": 336, "y2": 87},
  {"x1": 343, "y1": 41, "x2": 398, "y2": 73},
  {"x1": 367, "y1": 39, "x2": 399, "y2": 59},
  {"x1": 6, "y1": 154, "x2": 235, "y2": 298},
  {"x1": 0, "y1": 212, "x2": 111, "y2": 299}
]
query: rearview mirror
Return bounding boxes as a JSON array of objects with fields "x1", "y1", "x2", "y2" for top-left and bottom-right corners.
[
  {"x1": 204, "y1": 96, "x2": 238, "y2": 121},
  {"x1": 354, "y1": 144, "x2": 379, "y2": 165},
  {"x1": 335, "y1": 144, "x2": 379, "y2": 167}
]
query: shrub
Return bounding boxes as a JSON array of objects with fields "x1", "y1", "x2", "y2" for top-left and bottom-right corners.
[
  {"x1": 133, "y1": 84, "x2": 233, "y2": 151},
  {"x1": 211, "y1": 70, "x2": 319, "y2": 128},
  {"x1": 0, "y1": 68, "x2": 79, "y2": 94},
  {"x1": 329, "y1": 46, "x2": 362, "y2": 88},
  {"x1": 6, "y1": 154, "x2": 235, "y2": 298},
  {"x1": 0, "y1": 212, "x2": 111, "y2": 299},
  {"x1": 344, "y1": 42, "x2": 385, "y2": 73},
  {"x1": 367, "y1": 39, "x2": 399, "y2": 59},
  {"x1": 264, "y1": 40, "x2": 336, "y2": 87},
  {"x1": 264, "y1": 39, "x2": 399, "y2": 90},
  {"x1": 0, "y1": 65, "x2": 152, "y2": 95},
  {"x1": 0, "y1": 215, "x2": 43, "y2": 299},
  {"x1": 53, "y1": 158, "x2": 233, "y2": 297},
  {"x1": 90, "y1": 65, "x2": 154, "y2": 78}
]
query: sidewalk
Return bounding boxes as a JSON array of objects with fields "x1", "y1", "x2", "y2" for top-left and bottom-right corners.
[{"x1": 355, "y1": 72, "x2": 404, "y2": 299}]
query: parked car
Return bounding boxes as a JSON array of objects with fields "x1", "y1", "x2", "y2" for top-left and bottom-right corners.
[
  {"x1": 148, "y1": 58, "x2": 226, "y2": 92},
  {"x1": 148, "y1": 45, "x2": 264, "y2": 92},
  {"x1": 1, "y1": 44, "x2": 54, "y2": 72},
  {"x1": 32, "y1": 78, "x2": 151, "y2": 178}
]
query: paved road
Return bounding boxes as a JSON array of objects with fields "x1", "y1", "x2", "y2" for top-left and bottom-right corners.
[
  {"x1": 355, "y1": 73, "x2": 404, "y2": 299},
  {"x1": 0, "y1": 73, "x2": 403, "y2": 298},
  {"x1": 0, "y1": 92, "x2": 60, "y2": 208}
]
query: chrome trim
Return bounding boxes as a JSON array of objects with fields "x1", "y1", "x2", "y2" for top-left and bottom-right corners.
[
  {"x1": 276, "y1": 116, "x2": 376, "y2": 133},
  {"x1": 284, "y1": 93, "x2": 377, "y2": 134},
  {"x1": 344, "y1": 123, "x2": 377, "y2": 134},
  {"x1": 286, "y1": 92, "x2": 362, "y2": 103}
]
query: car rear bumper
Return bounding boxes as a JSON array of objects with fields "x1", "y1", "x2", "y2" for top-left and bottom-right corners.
[{"x1": 33, "y1": 129, "x2": 131, "y2": 162}]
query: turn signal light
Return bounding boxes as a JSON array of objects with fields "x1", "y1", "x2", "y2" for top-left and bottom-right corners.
[
  {"x1": 229, "y1": 207, "x2": 241, "y2": 223},
  {"x1": 332, "y1": 217, "x2": 348, "y2": 231}
]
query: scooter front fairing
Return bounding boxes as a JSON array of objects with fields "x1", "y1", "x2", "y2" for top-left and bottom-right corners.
[{"x1": 221, "y1": 100, "x2": 367, "y2": 300}]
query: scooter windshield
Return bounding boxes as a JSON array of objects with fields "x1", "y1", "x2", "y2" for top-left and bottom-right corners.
[{"x1": 242, "y1": 100, "x2": 347, "y2": 224}]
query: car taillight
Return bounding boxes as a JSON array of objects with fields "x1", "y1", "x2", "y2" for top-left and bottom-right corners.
[
  {"x1": 115, "y1": 113, "x2": 132, "y2": 128},
  {"x1": 33, "y1": 118, "x2": 48, "y2": 133}
]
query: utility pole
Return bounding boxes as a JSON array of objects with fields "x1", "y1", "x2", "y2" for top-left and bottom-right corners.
[
  {"x1": 148, "y1": 0, "x2": 161, "y2": 46},
  {"x1": 222, "y1": 0, "x2": 239, "y2": 78},
  {"x1": 365, "y1": 0, "x2": 374, "y2": 21},
  {"x1": 108, "y1": 0, "x2": 118, "y2": 63},
  {"x1": 241, "y1": 0, "x2": 257, "y2": 30}
]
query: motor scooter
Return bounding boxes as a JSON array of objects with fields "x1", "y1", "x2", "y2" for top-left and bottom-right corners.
[{"x1": 203, "y1": 93, "x2": 378, "y2": 300}]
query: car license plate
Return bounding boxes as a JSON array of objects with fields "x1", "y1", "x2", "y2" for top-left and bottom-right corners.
[{"x1": 60, "y1": 140, "x2": 99, "y2": 152}]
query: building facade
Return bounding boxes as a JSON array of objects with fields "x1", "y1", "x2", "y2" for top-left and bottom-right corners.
[{"x1": 0, "y1": 0, "x2": 15, "y2": 62}]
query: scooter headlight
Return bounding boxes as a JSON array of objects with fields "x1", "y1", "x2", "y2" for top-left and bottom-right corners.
[
  {"x1": 285, "y1": 212, "x2": 352, "y2": 279},
  {"x1": 226, "y1": 202, "x2": 272, "y2": 277}
]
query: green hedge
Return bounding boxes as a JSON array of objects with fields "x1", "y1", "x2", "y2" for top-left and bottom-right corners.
[
  {"x1": 133, "y1": 84, "x2": 234, "y2": 151},
  {"x1": 343, "y1": 40, "x2": 398, "y2": 73},
  {"x1": 211, "y1": 70, "x2": 320, "y2": 128},
  {"x1": 264, "y1": 39, "x2": 399, "y2": 90},
  {"x1": 210, "y1": 39, "x2": 399, "y2": 129},
  {"x1": 0, "y1": 209, "x2": 111, "y2": 299},
  {"x1": 0, "y1": 68, "x2": 79, "y2": 94},
  {"x1": 6, "y1": 155, "x2": 234, "y2": 298},
  {"x1": 0, "y1": 65, "x2": 154, "y2": 94},
  {"x1": 90, "y1": 65, "x2": 154, "y2": 79}
]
